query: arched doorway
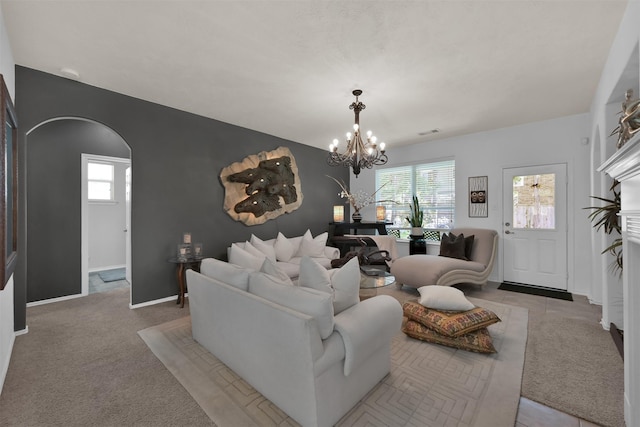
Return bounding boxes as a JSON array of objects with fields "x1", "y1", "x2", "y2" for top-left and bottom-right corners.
[{"x1": 25, "y1": 118, "x2": 131, "y2": 305}]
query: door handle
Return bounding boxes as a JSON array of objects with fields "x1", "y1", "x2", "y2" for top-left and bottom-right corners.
[{"x1": 505, "y1": 230, "x2": 515, "y2": 234}]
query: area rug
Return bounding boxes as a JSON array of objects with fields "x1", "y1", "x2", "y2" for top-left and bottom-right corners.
[
  {"x1": 139, "y1": 298, "x2": 528, "y2": 427},
  {"x1": 521, "y1": 313, "x2": 625, "y2": 427},
  {"x1": 97, "y1": 267, "x2": 126, "y2": 282}
]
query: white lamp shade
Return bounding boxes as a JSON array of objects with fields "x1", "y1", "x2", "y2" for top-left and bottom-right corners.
[
  {"x1": 333, "y1": 205, "x2": 345, "y2": 222},
  {"x1": 376, "y1": 205, "x2": 386, "y2": 221}
]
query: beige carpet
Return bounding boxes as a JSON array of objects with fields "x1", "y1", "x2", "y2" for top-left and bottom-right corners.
[
  {"x1": 521, "y1": 313, "x2": 625, "y2": 427},
  {"x1": 139, "y1": 297, "x2": 528, "y2": 427}
]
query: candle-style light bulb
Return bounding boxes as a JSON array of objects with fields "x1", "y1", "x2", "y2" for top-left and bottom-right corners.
[
  {"x1": 380, "y1": 142, "x2": 386, "y2": 151},
  {"x1": 371, "y1": 136, "x2": 377, "y2": 144},
  {"x1": 346, "y1": 132, "x2": 351, "y2": 140},
  {"x1": 367, "y1": 130, "x2": 373, "y2": 138},
  {"x1": 353, "y1": 124, "x2": 359, "y2": 132}
]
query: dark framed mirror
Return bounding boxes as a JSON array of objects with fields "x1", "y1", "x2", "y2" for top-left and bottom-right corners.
[{"x1": 1, "y1": 75, "x2": 18, "y2": 290}]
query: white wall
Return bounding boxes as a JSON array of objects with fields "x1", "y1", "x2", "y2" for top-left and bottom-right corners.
[
  {"x1": 350, "y1": 113, "x2": 593, "y2": 297},
  {"x1": 588, "y1": 2, "x2": 640, "y2": 424},
  {"x1": 0, "y1": 2, "x2": 16, "y2": 395},
  {"x1": 88, "y1": 161, "x2": 128, "y2": 271}
]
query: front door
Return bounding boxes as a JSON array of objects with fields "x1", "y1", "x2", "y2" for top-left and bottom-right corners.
[{"x1": 502, "y1": 164, "x2": 567, "y2": 290}]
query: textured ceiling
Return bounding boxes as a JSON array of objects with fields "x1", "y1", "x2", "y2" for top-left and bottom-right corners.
[{"x1": 0, "y1": 0, "x2": 628, "y2": 150}]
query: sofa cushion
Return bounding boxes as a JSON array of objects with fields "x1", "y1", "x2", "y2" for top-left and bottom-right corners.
[
  {"x1": 250, "y1": 234, "x2": 277, "y2": 262},
  {"x1": 328, "y1": 257, "x2": 361, "y2": 314},
  {"x1": 199, "y1": 258, "x2": 251, "y2": 291},
  {"x1": 299, "y1": 256, "x2": 360, "y2": 315},
  {"x1": 439, "y1": 232, "x2": 467, "y2": 260},
  {"x1": 298, "y1": 256, "x2": 333, "y2": 294},
  {"x1": 249, "y1": 271, "x2": 335, "y2": 339},
  {"x1": 402, "y1": 319, "x2": 496, "y2": 353},
  {"x1": 402, "y1": 300, "x2": 500, "y2": 337},
  {"x1": 417, "y1": 285, "x2": 475, "y2": 311},
  {"x1": 260, "y1": 258, "x2": 294, "y2": 285},
  {"x1": 274, "y1": 232, "x2": 296, "y2": 262},
  {"x1": 243, "y1": 241, "x2": 268, "y2": 260},
  {"x1": 274, "y1": 261, "x2": 301, "y2": 279},
  {"x1": 297, "y1": 229, "x2": 328, "y2": 258},
  {"x1": 229, "y1": 243, "x2": 264, "y2": 271}
]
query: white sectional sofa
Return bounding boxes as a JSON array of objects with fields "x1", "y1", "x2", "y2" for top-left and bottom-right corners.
[
  {"x1": 187, "y1": 257, "x2": 402, "y2": 427},
  {"x1": 227, "y1": 229, "x2": 340, "y2": 279}
]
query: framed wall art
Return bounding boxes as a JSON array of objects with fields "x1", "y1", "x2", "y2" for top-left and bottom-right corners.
[
  {"x1": 469, "y1": 176, "x2": 488, "y2": 218},
  {"x1": 1, "y1": 75, "x2": 18, "y2": 289}
]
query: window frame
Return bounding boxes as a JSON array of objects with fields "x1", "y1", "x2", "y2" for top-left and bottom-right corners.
[{"x1": 375, "y1": 158, "x2": 455, "y2": 241}]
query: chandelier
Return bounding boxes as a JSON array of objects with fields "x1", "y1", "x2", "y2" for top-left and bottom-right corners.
[{"x1": 327, "y1": 89, "x2": 388, "y2": 177}]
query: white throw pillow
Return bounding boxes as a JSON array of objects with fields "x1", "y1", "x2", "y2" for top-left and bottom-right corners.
[
  {"x1": 328, "y1": 256, "x2": 361, "y2": 314},
  {"x1": 250, "y1": 234, "x2": 277, "y2": 262},
  {"x1": 199, "y1": 258, "x2": 250, "y2": 291},
  {"x1": 228, "y1": 243, "x2": 264, "y2": 271},
  {"x1": 249, "y1": 272, "x2": 335, "y2": 339},
  {"x1": 274, "y1": 232, "x2": 296, "y2": 262},
  {"x1": 298, "y1": 256, "x2": 333, "y2": 294},
  {"x1": 299, "y1": 256, "x2": 361, "y2": 315},
  {"x1": 417, "y1": 286, "x2": 475, "y2": 311},
  {"x1": 296, "y1": 229, "x2": 328, "y2": 258},
  {"x1": 260, "y1": 258, "x2": 293, "y2": 285},
  {"x1": 243, "y1": 241, "x2": 266, "y2": 260}
]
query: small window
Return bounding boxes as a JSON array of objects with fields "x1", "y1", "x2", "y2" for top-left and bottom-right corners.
[{"x1": 88, "y1": 162, "x2": 114, "y2": 201}]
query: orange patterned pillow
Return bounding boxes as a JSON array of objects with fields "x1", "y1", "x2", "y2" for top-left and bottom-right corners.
[
  {"x1": 402, "y1": 318, "x2": 497, "y2": 354},
  {"x1": 403, "y1": 300, "x2": 500, "y2": 338}
]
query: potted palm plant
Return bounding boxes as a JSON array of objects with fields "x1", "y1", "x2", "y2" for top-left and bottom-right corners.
[
  {"x1": 585, "y1": 180, "x2": 622, "y2": 275},
  {"x1": 406, "y1": 195, "x2": 424, "y2": 236}
]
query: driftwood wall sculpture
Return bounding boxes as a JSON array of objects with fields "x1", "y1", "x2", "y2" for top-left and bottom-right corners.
[{"x1": 220, "y1": 146, "x2": 303, "y2": 225}]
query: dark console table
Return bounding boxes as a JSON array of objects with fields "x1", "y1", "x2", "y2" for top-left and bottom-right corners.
[
  {"x1": 328, "y1": 222, "x2": 391, "y2": 257},
  {"x1": 329, "y1": 221, "x2": 390, "y2": 237}
]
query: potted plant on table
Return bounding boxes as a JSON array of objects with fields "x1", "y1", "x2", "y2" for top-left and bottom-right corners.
[{"x1": 406, "y1": 195, "x2": 424, "y2": 236}]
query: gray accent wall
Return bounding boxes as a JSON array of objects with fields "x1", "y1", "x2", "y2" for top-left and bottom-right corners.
[{"x1": 14, "y1": 66, "x2": 348, "y2": 330}]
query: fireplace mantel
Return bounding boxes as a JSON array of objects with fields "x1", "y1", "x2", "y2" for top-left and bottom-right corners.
[{"x1": 599, "y1": 133, "x2": 640, "y2": 426}]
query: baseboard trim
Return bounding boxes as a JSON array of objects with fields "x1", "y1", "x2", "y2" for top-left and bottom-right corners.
[
  {"x1": 129, "y1": 294, "x2": 180, "y2": 309},
  {"x1": 498, "y1": 281, "x2": 573, "y2": 301},
  {"x1": 0, "y1": 333, "x2": 15, "y2": 396},
  {"x1": 15, "y1": 326, "x2": 28, "y2": 336},
  {"x1": 89, "y1": 264, "x2": 126, "y2": 273},
  {"x1": 27, "y1": 293, "x2": 85, "y2": 307}
]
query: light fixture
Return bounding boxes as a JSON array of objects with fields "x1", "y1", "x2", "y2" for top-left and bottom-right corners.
[
  {"x1": 333, "y1": 205, "x2": 345, "y2": 222},
  {"x1": 328, "y1": 89, "x2": 388, "y2": 178},
  {"x1": 376, "y1": 205, "x2": 386, "y2": 222}
]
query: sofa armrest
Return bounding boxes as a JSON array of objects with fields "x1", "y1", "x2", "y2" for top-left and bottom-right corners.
[
  {"x1": 333, "y1": 295, "x2": 402, "y2": 376},
  {"x1": 324, "y1": 246, "x2": 340, "y2": 260}
]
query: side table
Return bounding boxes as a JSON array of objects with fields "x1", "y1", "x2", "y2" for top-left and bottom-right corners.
[
  {"x1": 409, "y1": 235, "x2": 427, "y2": 255},
  {"x1": 168, "y1": 257, "x2": 203, "y2": 308}
]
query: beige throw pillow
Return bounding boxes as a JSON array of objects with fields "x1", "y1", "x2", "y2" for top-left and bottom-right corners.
[{"x1": 417, "y1": 285, "x2": 474, "y2": 311}]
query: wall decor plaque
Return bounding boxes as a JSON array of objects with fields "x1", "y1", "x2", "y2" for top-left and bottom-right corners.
[
  {"x1": 469, "y1": 176, "x2": 488, "y2": 218},
  {"x1": 220, "y1": 146, "x2": 303, "y2": 225}
]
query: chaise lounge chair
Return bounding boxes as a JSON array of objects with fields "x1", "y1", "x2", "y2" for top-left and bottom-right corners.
[{"x1": 391, "y1": 228, "x2": 498, "y2": 289}]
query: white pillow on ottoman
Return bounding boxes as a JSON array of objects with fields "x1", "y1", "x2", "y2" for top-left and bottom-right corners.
[{"x1": 417, "y1": 285, "x2": 474, "y2": 311}]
